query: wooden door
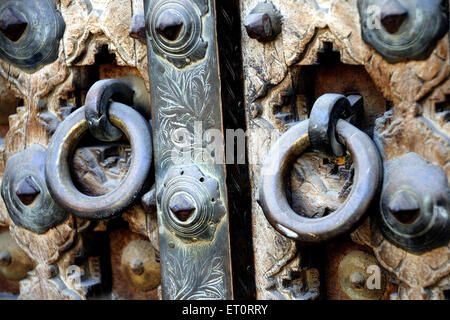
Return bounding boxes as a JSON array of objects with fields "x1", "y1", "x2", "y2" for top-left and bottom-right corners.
[{"x1": 0, "y1": 0, "x2": 448, "y2": 300}]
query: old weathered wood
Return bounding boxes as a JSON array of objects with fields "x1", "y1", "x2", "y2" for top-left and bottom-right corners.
[
  {"x1": 241, "y1": 0, "x2": 448, "y2": 300},
  {"x1": 0, "y1": 0, "x2": 447, "y2": 300},
  {"x1": 0, "y1": 0, "x2": 155, "y2": 300}
]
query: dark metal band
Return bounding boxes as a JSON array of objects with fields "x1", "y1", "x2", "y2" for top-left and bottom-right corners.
[{"x1": 144, "y1": 0, "x2": 233, "y2": 300}]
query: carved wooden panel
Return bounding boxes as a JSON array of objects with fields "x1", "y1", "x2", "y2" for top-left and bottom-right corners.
[
  {"x1": 241, "y1": 0, "x2": 449, "y2": 300},
  {"x1": 0, "y1": 0, "x2": 159, "y2": 300}
]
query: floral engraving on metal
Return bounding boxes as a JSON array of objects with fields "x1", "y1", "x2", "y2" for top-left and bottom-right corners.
[
  {"x1": 146, "y1": 0, "x2": 208, "y2": 68},
  {"x1": 166, "y1": 249, "x2": 225, "y2": 300},
  {"x1": 144, "y1": 0, "x2": 233, "y2": 300},
  {"x1": 158, "y1": 165, "x2": 225, "y2": 242},
  {"x1": 0, "y1": 0, "x2": 65, "y2": 72},
  {"x1": 1, "y1": 145, "x2": 68, "y2": 234},
  {"x1": 358, "y1": 0, "x2": 448, "y2": 63},
  {"x1": 157, "y1": 61, "x2": 215, "y2": 169}
]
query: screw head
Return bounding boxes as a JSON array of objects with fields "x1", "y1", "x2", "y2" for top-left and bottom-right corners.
[
  {"x1": 0, "y1": 7, "x2": 28, "y2": 42},
  {"x1": 155, "y1": 10, "x2": 184, "y2": 41},
  {"x1": 0, "y1": 250, "x2": 12, "y2": 266},
  {"x1": 15, "y1": 176, "x2": 40, "y2": 206},
  {"x1": 380, "y1": 0, "x2": 408, "y2": 34}
]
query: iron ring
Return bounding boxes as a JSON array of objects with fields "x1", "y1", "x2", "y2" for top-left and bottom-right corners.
[
  {"x1": 258, "y1": 119, "x2": 382, "y2": 242},
  {"x1": 45, "y1": 102, "x2": 152, "y2": 220}
]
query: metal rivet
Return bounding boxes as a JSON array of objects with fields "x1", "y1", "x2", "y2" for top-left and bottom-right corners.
[
  {"x1": 141, "y1": 188, "x2": 157, "y2": 214},
  {"x1": 0, "y1": 250, "x2": 12, "y2": 266},
  {"x1": 388, "y1": 190, "x2": 420, "y2": 224},
  {"x1": 16, "y1": 176, "x2": 40, "y2": 206},
  {"x1": 169, "y1": 194, "x2": 196, "y2": 222},
  {"x1": 0, "y1": 7, "x2": 28, "y2": 42},
  {"x1": 349, "y1": 271, "x2": 365, "y2": 289},
  {"x1": 49, "y1": 264, "x2": 59, "y2": 278},
  {"x1": 130, "y1": 259, "x2": 145, "y2": 276},
  {"x1": 244, "y1": 2, "x2": 281, "y2": 42},
  {"x1": 155, "y1": 10, "x2": 184, "y2": 41},
  {"x1": 380, "y1": 0, "x2": 408, "y2": 34},
  {"x1": 338, "y1": 250, "x2": 386, "y2": 300},
  {"x1": 129, "y1": 13, "x2": 146, "y2": 43}
]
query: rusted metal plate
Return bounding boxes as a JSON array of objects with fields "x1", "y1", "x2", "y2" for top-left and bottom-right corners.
[{"x1": 144, "y1": 0, "x2": 233, "y2": 299}]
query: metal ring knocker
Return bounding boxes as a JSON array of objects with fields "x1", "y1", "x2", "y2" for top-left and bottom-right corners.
[
  {"x1": 258, "y1": 94, "x2": 382, "y2": 242},
  {"x1": 84, "y1": 79, "x2": 135, "y2": 142},
  {"x1": 45, "y1": 82, "x2": 152, "y2": 220}
]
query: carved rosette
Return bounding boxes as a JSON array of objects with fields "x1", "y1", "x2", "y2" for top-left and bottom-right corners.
[
  {"x1": 146, "y1": 0, "x2": 208, "y2": 68},
  {"x1": 157, "y1": 165, "x2": 225, "y2": 242},
  {"x1": 0, "y1": 0, "x2": 65, "y2": 72}
]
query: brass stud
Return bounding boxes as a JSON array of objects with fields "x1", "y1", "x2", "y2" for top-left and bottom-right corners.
[{"x1": 130, "y1": 259, "x2": 145, "y2": 276}]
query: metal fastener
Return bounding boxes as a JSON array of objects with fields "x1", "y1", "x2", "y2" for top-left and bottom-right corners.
[
  {"x1": 244, "y1": 2, "x2": 281, "y2": 42},
  {"x1": 155, "y1": 9, "x2": 184, "y2": 41},
  {"x1": 349, "y1": 271, "x2": 365, "y2": 289},
  {"x1": 130, "y1": 259, "x2": 145, "y2": 276},
  {"x1": 169, "y1": 194, "x2": 196, "y2": 222},
  {"x1": 129, "y1": 13, "x2": 147, "y2": 43},
  {"x1": 380, "y1": 0, "x2": 408, "y2": 34},
  {"x1": 0, "y1": 7, "x2": 28, "y2": 42},
  {"x1": 121, "y1": 240, "x2": 161, "y2": 292},
  {"x1": 338, "y1": 250, "x2": 386, "y2": 300},
  {"x1": 0, "y1": 250, "x2": 12, "y2": 266},
  {"x1": 15, "y1": 176, "x2": 40, "y2": 206}
]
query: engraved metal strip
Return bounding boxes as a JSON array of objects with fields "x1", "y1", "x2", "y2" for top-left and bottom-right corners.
[{"x1": 144, "y1": 0, "x2": 233, "y2": 299}]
